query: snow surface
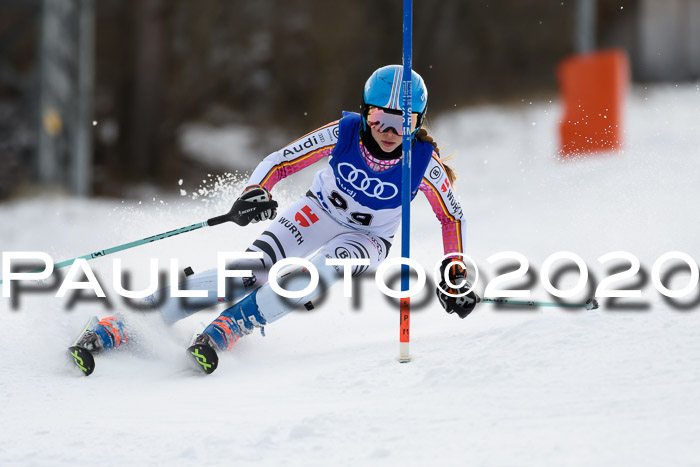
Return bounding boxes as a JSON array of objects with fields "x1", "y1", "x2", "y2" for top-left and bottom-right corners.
[{"x1": 1, "y1": 83, "x2": 700, "y2": 466}]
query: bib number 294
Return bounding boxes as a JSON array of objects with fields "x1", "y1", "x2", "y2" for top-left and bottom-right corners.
[{"x1": 329, "y1": 191, "x2": 374, "y2": 227}]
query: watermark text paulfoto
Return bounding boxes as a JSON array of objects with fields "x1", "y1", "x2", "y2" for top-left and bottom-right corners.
[{"x1": 2, "y1": 251, "x2": 699, "y2": 310}]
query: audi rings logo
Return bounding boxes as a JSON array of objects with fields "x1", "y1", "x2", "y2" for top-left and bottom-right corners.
[{"x1": 337, "y1": 163, "x2": 399, "y2": 200}]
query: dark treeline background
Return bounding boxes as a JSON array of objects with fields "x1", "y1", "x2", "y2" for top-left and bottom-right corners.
[{"x1": 1, "y1": 0, "x2": 635, "y2": 198}]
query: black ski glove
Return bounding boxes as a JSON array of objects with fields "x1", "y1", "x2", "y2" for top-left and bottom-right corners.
[
  {"x1": 436, "y1": 258, "x2": 480, "y2": 319},
  {"x1": 229, "y1": 185, "x2": 278, "y2": 226}
]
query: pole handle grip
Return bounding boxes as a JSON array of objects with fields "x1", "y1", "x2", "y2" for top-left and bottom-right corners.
[
  {"x1": 206, "y1": 213, "x2": 231, "y2": 226},
  {"x1": 207, "y1": 199, "x2": 278, "y2": 227}
]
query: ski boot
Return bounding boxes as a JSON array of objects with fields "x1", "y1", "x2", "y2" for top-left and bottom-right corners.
[
  {"x1": 68, "y1": 316, "x2": 128, "y2": 376},
  {"x1": 187, "y1": 289, "x2": 267, "y2": 374},
  {"x1": 186, "y1": 313, "x2": 243, "y2": 375}
]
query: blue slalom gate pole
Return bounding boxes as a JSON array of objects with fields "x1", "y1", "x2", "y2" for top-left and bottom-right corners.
[{"x1": 399, "y1": 0, "x2": 413, "y2": 363}]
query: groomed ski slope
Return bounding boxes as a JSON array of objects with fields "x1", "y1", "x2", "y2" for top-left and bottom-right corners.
[{"x1": 1, "y1": 83, "x2": 699, "y2": 466}]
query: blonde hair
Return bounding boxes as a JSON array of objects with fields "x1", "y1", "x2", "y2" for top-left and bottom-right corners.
[{"x1": 416, "y1": 127, "x2": 457, "y2": 184}]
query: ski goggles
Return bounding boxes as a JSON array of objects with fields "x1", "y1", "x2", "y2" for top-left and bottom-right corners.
[{"x1": 366, "y1": 107, "x2": 419, "y2": 135}]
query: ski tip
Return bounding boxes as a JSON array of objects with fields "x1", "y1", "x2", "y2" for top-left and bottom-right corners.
[
  {"x1": 187, "y1": 344, "x2": 219, "y2": 375},
  {"x1": 68, "y1": 346, "x2": 96, "y2": 376},
  {"x1": 585, "y1": 298, "x2": 600, "y2": 310}
]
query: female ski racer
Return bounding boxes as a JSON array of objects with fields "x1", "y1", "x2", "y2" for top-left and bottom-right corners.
[{"x1": 75, "y1": 65, "x2": 479, "y2": 361}]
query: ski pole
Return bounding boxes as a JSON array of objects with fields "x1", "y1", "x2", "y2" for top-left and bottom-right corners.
[
  {"x1": 481, "y1": 297, "x2": 599, "y2": 310},
  {"x1": 0, "y1": 202, "x2": 273, "y2": 285}
]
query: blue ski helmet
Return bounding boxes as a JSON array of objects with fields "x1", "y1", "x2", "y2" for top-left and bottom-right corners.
[{"x1": 363, "y1": 65, "x2": 428, "y2": 115}]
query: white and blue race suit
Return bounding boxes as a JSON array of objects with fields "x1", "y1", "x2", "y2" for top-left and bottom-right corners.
[{"x1": 310, "y1": 112, "x2": 434, "y2": 239}]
